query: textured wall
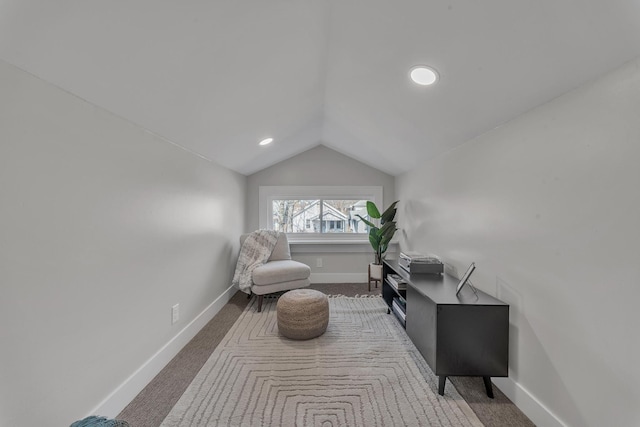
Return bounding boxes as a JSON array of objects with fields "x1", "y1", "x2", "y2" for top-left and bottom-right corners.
[
  {"x1": 396, "y1": 58, "x2": 640, "y2": 427},
  {"x1": 0, "y1": 60, "x2": 246, "y2": 426}
]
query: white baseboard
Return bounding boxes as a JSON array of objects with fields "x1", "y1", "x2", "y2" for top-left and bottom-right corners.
[
  {"x1": 493, "y1": 377, "x2": 567, "y2": 427},
  {"x1": 310, "y1": 272, "x2": 368, "y2": 283},
  {"x1": 90, "y1": 285, "x2": 237, "y2": 418}
]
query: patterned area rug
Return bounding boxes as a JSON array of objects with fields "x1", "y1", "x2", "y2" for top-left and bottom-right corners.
[{"x1": 161, "y1": 296, "x2": 483, "y2": 427}]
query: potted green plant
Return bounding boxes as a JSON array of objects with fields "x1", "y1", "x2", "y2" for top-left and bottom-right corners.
[{"x1": 356, "y1": 201, "x2": 399, "y2": 281}]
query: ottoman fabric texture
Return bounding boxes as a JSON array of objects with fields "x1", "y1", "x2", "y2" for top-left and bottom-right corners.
[{"x1": 277, "y1": 289, "x2": 329, "y2": 340}]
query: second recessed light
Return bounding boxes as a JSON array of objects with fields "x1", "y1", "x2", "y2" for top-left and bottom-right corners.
[
  {"x1": 259, "y1": 137, "x2": 273, "y2": 146},
  {"x1": 410, "y1": 66, "x2": 439, "y2": 86}
]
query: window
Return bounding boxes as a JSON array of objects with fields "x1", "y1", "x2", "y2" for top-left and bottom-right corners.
[
  {"x1": 271, "y1": 199, "x2": 366, "y2": 233},
  {"x1": 260, "y1": 186, "x2": 383, "y2": 241}
]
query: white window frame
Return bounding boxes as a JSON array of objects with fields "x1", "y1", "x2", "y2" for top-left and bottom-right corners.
[{"x1": 259, "y1": 186, "x2": 383, "y2": 243}]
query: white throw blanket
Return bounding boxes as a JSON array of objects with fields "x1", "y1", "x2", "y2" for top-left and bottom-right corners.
[{"x1": 232, "y1": 230, "x2": 280, "y2": 294}]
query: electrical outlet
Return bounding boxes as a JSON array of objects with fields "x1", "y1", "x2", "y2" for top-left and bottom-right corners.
[
  {"x1": 316, "y1": 258, "x2": 323, "y2": 268},
  {"x1": 172, "y1": 303, "x2": 179, "y2": 324}
]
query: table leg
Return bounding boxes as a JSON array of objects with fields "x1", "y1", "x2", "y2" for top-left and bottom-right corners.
[
  {"x1": 483, "y1": 376, "x2": 494, "y2": 398},
  {"x1": 438, "y1": 376, "x2": 447, "y2": 395}
]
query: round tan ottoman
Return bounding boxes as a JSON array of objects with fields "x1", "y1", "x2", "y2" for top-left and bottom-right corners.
[{"x1": 277, "y1": 289, "x2": 329, "y2": 340}]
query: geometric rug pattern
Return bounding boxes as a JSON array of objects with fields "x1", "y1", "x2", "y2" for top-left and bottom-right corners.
[{"x1": 161, "y1": 296, "x2": 483, "y2": 426}]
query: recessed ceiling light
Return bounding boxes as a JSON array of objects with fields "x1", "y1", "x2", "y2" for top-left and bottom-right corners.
[
  {"x1": 259, "y1": 137, "x2": 273, "y2": 146},
  {"x1": 410, "y1": 66, "x2": 439, "y2": 86}
]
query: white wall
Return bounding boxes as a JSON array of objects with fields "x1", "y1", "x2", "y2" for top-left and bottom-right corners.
[
  {"x1": 396, "y1": 57, "x2": 640, "y2": 427},
  {"x1": 0, "y1": 60, "x2": 246, "y2": 426},
  {"x1": 246, "y1": 145, "x2": 395, "y2": 281}
]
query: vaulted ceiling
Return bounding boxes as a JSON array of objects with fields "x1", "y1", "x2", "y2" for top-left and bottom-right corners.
[{"x1": 2, "y1": 1, "x2": 639, "y2": 175}]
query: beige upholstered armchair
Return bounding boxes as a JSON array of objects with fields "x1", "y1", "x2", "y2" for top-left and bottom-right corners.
[{"x1": 240, "y1": 232, "x2": 311, "y2": 312}]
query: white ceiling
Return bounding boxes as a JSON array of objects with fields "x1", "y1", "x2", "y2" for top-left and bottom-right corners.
[{"x1": 2, "y1": 1, "x2": 640, "y2": 176}]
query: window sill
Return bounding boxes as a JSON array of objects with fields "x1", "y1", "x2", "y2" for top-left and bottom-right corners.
[
  {"x1": 289, "y1": 240, "x2": 398, "y2": 254},
  {"x1": 288, "y1": 239, "x2": 370, "y2": 244}
]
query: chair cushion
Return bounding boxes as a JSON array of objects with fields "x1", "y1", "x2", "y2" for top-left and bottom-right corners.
[
  {"x1": 251, "y1": 278, "x2": 310, "y2": 295},
  {"x1": 252, "y1": 260, "x2": 310, "y2": 285}
]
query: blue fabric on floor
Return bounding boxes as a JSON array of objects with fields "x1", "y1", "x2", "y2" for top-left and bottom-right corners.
[{"x1": 70, "y1": 416, "x2": 129, "y2": 427}]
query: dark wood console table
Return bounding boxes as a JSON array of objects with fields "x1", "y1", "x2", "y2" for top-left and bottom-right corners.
[{"x1": 383, "y1": 259, "x2": 509, "y2": 397}]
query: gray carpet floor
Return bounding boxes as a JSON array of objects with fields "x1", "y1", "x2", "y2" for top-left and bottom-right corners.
[{"x1": 118, "y1": 283, "x2": 535, "y2": 427}]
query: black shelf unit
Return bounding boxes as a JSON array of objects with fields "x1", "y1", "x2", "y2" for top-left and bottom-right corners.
[{"x1": 383, "y1": 259, "x2": 509, "y2": 398}]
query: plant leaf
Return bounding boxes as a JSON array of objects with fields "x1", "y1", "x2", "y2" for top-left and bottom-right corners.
[
  {"x1": 355, "y1": 214, "x2": 376, "y2": 229},
  {"x1": 380, "y1": 201, "x2": 398, "y2": 223},
  {"x1": 368, "y1": 229, "x2": 381, "y2": 250},
  {"x1": 380, "y1": 231, "x2": 394, "y2": 247},
  {"x1": 380, "y1": 229, "x2": 395, "y2": 246},
  {"x1": 379, "y1": 221, "x2": 396, "y2": 236},
  {"x1": 366, "y1": 201, "x2": 381, "y2": 219}
]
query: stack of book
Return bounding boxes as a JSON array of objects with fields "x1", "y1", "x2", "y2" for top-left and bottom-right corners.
[
  {"x1": 391, "y1": 296, "x2": 406, "y2": 326},
  {"x1": 386, "y1": 273, "x2": 407, "y2": 292},
  {"x1": 399, "y1": 251, "x2": 443, "y2": 274},
  {"x1": 393, "y1": 295, "x2": 406, "y2": 311},
  {"x1": 399, "y1": 251, "x2": 442, "y2": 264}
]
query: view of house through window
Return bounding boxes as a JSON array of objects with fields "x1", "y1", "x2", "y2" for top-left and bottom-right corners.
[
  {"x1": 272, "y1": 199, "x2": 370, "y2": 233},
  {"x1": 260, "y1": 186, "x2": 383, "y2": 238}
]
